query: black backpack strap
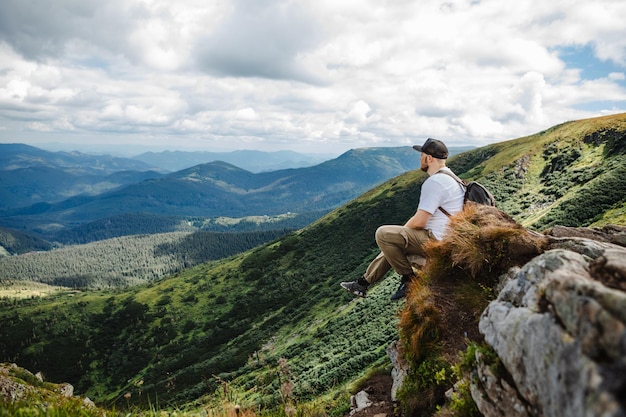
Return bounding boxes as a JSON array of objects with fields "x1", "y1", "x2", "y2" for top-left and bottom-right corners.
[
  {"x1": 434, "y1": 169, "x2": 465, "y2": 217},
  {"x1": 434, "y1": 168, "x2": 466, "y2": 186},
  {"x1": 439, "y1": 206, "x2": 452, "y2": 217}
]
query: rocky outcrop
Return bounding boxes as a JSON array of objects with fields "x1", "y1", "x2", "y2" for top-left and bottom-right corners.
[
  {"x1": 547, "y1": 224, "x2": 626, "y2": 249},
  {"x1": 385, "y1": 223, "x2": 626, "y2": 417},
  {"x1": 476, "y1": 235, "x2": 626, "y2": 417},
  {"x1": 387, "y1": 341, "x2": 409, "y2": 402},
  {"x1": 0, "y1": 362, "x2": 95, "y2": 409}
]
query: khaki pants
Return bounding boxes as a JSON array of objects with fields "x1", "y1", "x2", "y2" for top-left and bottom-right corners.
[{"x1": 363, "y1": 225, "x2": 435, "y2": 284}]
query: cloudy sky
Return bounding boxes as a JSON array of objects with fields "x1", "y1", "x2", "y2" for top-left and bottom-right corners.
[{"x1": 0, "y1": 0, "x2": 625, "y2": 156}]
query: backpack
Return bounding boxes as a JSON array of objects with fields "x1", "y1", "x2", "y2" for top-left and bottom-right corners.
[{"x1": 435, "y1": 169, "x2": 495, "y2": 217}]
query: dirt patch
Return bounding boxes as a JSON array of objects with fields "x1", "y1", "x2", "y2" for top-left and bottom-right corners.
[{"x1": 345, "y1": 374, "x2": 400, "y2": 417}]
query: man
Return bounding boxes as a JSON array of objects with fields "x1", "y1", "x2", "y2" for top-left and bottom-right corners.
[{"x1": 340, "y1": 138, "x2": 465, "y2": 301}]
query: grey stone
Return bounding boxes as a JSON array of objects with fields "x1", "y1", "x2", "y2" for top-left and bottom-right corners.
[{"x1": 478, "y1": 244, "x2": 626, "y2": 417}]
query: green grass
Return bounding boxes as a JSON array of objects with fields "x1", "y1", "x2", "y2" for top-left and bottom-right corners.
[{"x1": 590, "y1": 201, "x2": 626, "y2": 226}]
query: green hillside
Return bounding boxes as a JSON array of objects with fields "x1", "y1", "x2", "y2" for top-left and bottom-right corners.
[
  {"x1": 446, "y1": 113, "x2": 626, "y2": 228},
  {"x1": 1, "y1": 113, "x2": 625, "y2": 415},
  {"x1": 0, "y1": 166, "x2": 422, "y2": 410}
]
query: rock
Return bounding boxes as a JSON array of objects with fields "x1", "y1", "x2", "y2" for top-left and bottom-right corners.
[
  {"x1": 0, "y1": 363, "x2": 91, "y2": 411},
  {"x1": 58, "y1": 382, "x2": 74, "y2": 397},
  {"x1": 589, "y1": 248, "x2": 626, "y2": 291},
  {"x1": 351, "y1": 390, "x2": 372, "y2": 413},
  {"x1": 470, "y1": 351, "x2": 531, "y2": 417},
  {"x1": 478, "y1": 242, "x2": 626, "y2": 417},
  {"x1": 547, "y1": 225, "x2": 626, "y2": 248},
  {"x1": 0, "y1": 374, "x2": 28, "y2": 401},
  {"x1": 386, "y1": 341, "x2": 409, "y2": 402},
  {"x1": 0, "y1": 363, "x2": 32, "y2": 401}
]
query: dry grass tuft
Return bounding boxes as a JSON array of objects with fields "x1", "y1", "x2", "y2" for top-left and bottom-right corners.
[
  {"x1": 400, "y1": 204, "x2": 548, "y2": 360},
  {"x1": 399, "y1": 280, "x2": 440, "y2": 360},
  {"x1": 428, "y1": 203, "x2": 547, "y2": 281}
]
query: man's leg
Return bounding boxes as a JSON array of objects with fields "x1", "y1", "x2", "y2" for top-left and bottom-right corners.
[
  {"x1": 340, "y1": 252, "x2": 390, "y2": 298},
  {"x1": 363, "y1": 252, "x2": 392, "y2": 284},
  {"x1": 376, "y1": 225, "x2": 434, "y2": 300},
  {"x1": 375, "y1": 225, "x2": 433, "y2": 276},
  {"x1": 340, "y1": 226, "x2": 433, "y2": 298}
]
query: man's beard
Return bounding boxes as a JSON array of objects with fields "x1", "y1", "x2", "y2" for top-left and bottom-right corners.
[{"x1": 420, "y1": 164, "x2": 428, "y2": 173}]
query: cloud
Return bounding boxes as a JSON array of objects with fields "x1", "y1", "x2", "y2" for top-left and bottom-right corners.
[
  {"x1": 0, "y1": 0, "x2": 625, "y2": 154},
  {"x1": 0, "y1": 1, "x2": 131, "y2": 63},
  {"x1": 194, "y1": 0, "x2": 324, "y2": 83}
]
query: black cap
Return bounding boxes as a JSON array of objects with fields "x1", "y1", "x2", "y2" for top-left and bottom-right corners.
[{"x1": 412, "y1": 138, "x2": 449, "y2": 159}]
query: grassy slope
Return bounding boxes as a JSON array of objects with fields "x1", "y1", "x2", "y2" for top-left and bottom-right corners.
[
  {"x1": 0, "y1": 113, "x2": 625, "y2": 413},
  {"x1": 447, "y1": 113, "x2": 626, "y2": 228}
]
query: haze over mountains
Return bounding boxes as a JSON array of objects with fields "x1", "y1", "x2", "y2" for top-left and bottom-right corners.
[{"x1": 133, "y1": 149, "x2": 333, "y2": 172}]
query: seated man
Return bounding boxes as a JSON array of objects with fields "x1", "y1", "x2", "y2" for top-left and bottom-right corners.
[{"x1": 340, "y1": 138, "x2": 465, "y2": 300}]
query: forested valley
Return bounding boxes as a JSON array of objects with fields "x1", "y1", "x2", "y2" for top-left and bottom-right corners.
[{"x1": 0, "y1": 229, "x2": 288, "y2": 289}]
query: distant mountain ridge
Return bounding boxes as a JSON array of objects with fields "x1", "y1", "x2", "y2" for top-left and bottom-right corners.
[
  {"x1": 133, "y1": 149, "x2": 332, "y2": 172},
  {"x1": 0, "y1": 146, "x2": 429, "y2": 240},
  {"x1": 0, "y1": 143, "x2": 157, "y2": 174},
  {"x1": 0, "y1": 143, "x2": 164, "y2": 210}
]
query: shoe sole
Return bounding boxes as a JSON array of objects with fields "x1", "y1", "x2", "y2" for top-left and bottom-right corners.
[{"x1": 340, "y1": 283, "x2": 366, "y2": 298}]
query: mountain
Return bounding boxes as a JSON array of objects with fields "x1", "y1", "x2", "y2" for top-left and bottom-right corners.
[
  {"x1": 0, "y1": 145, "x2": 473, "y2": 242},
  {"x1": 0, "y1": 143, "x2": 164, "y2": 210},
  {"x1": 0, "y1": 143, "x2": 160, "y2": 175},
  {"x1": 0, "y1": 114, "x2": 624, "y2": 415},
  {"x1": 51, "y1": 211, "x2": 324, "y2": 245},
  {"x1": 132, "y1": 149, "x2": 332, "y2": 172},
  {"x1": 133, "y1": 148, "x2": 475, "y2": 173},
  {"x1": 0, "y1": 146, "x2": 424, "y2": 238}
]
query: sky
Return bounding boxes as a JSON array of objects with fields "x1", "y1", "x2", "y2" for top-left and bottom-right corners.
[{"x1": 0, "y1": 0, "x2": 625, "y2": 156}]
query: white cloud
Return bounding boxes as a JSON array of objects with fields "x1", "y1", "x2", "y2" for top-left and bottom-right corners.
[
  {"x1": 346, "y1": 100, "x2": 371, "y2": 124},
  {"x1": 236, "y1": 108, "x2": 259, "y2": 121},
  {"x1": 0, "y1": 0, "x2": 625, "y2": 154},
  {"x1": 194, "y1": 0, "x2": 324, "y2": 83}
]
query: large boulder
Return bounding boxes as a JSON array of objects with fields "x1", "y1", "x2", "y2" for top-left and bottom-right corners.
[{"x1": 476, "y1": 239, "x2": 626, "y2": 417}]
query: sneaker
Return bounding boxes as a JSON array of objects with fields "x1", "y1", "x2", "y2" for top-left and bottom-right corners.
[
  {"x1": 390, "y1": 282, "x2": 408, "y2": 301},
  {"x1": 340, "y1": 280, "x2": 368, "y2": 298}
]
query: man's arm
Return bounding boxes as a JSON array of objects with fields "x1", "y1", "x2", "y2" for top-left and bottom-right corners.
[{"x1": 404, "y1": 209, "x2": 431, "y2": 229}]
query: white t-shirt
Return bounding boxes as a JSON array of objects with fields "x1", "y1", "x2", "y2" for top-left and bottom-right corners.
[{"x1": 417, "y1": 168, "x2": 465, "y2": 240}]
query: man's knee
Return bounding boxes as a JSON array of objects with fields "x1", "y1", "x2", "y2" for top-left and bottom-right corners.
[
  {"x1": 375, "y1": 225, "x2": 402, "y2": 245},
  {"x1": 375, "y1": 225, "x2": 389, "y2": 243}
]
